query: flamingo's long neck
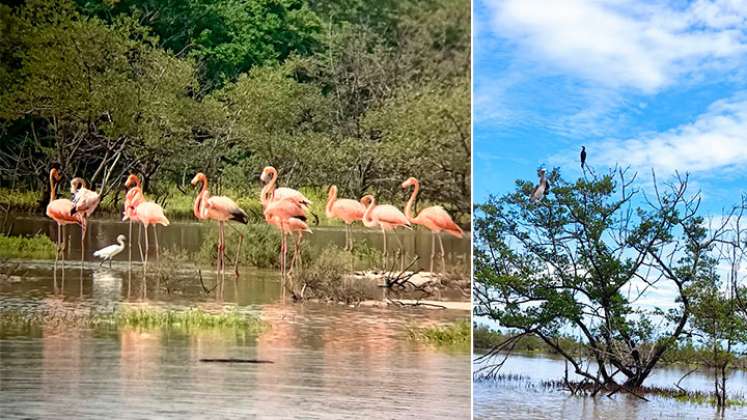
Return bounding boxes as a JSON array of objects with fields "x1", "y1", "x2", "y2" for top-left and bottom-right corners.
[
  {"x1": 260, "y1": 170, "x2": 277, "y2": 207},
  {"x1": 267, "y1": 170, "x2": 277, "y2": 194},
  {"x1": 193, "y1": 179, "x2": 209, "y2": 219},
  {"x1": 404, "y1": 181, "x2": 420, "y2": 222},
  {"x1": 49, "y1": 172, "x2": 56, "y2": 201},
  {"x1": 325, "y1": 187, "x2": 337, "y2": 218},
  {"x1": 362, "y1": 198, "x2": 377, "y2": 228},
  {"x1": 260, "y1": 182, "x2": 273, "y2": 207}
]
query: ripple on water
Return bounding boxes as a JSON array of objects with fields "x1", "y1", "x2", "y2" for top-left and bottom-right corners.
[{"x1": 1, "y1": 261, "x2": 470, "y2": 419}]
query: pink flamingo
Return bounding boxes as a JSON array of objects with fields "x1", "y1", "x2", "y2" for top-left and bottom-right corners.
[
  {"x1": 126, "y1": 201, "x2": 169, "y2": 266},
  {"x1": 325, "y1": 185, "x2": 364, "y2": 251},
  {"x1": 264, "y1": 197, "x2": 311, "y2": 280},
  {"x1": 260, "y1": 166, "x2": 312, "y2": 277},
  {"x1": 123, "y1": 174, "x2": 145, "y2": 267},
  {"x1": 360, "y1": 194, "x2": 411, "y2": 269},
  {"x1": 260, "y1": 166, "x2": 312, "y2": 207},
  {"x1": 45, "y1": 166, "x2": 83, "y2": 266},
  {"x1": 191, "y1": 172, "x2": 249, "y2": 276},
  {"x1": 402, "y1": 177, "x2": 464, "y2": 272},
  {"x1": 69, "y1": 177, "x2": 100, "y2": 266}
]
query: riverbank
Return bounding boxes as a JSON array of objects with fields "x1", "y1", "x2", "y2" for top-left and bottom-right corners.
[{"x1": 474, "y1": 325, "x2": 747, "y2": 370}]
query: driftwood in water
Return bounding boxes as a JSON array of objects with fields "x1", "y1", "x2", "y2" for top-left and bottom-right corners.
[{"x1": 199, "y1": 358, "x2": 274, "y2": 364}]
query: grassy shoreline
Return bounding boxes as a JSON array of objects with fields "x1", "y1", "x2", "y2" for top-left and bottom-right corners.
[{"x1": 474, "y1": 325, "x2": 747, "y2": 370}]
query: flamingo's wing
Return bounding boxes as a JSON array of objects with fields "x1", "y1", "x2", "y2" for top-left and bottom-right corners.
[
  {"x1": 373, "y1": 205, "x2": 410, "y2": 227},
  {"x1": 332, "y1": 199, "x2": 365, "y2": 221},
  {"x1": 73, "y1": 189, "x2": 101, "y2": 215},
  {"x1": 265, "y1": 198, "x2": 306, "y2": 221},
  {"x1": 209, "y1": 196, "x2": 249, "y2": 224},
  {"x1": 137, "y1": 201, "x2": 170, "y2": 226},
  {"x1": 47, "y1": 199, "x2": 82, "y2": 224},
  {"x1": 420, "y1": 206, "x2": 464, "y2": 237},
  {"x1": 275, "y1": 187, "x2": 311, "y2": 207}
]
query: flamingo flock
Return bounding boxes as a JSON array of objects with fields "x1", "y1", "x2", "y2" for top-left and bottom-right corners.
[{"x1": 45, "y1": 164, "x2": 464, "y2": 284}]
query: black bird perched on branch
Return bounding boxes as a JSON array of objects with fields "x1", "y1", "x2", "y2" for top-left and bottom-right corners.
[{"x1": 580, "y1": 146, "x2": 587, "y2": 169}]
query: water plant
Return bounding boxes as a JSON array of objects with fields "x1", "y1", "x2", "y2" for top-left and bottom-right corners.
[
  {"x1": 290, "y1": 246, "x2": 369, "y2": 303},
  {"x1": 0, "y1": 306, "x2": 267, "y2": 334},
  {"x1": 0, "y1": 234, "x2": 56, "y2": 259},
  {"x1": 408, "y1": 319, "x2": 470, "y2": 350}
]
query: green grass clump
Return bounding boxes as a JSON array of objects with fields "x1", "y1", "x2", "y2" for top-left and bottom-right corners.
[
  {"x1": 95, "y1": 307, "x2": 266, "y2": 332},
  {"x1": 197, "y1": 223, "x2": 283, "y2": 269},
  {"x1": 291, "y1": 246, "x2": 368, "y2": 303},
  {"x1": 409, "y1": 319, "x2": 470, "y2": 350},
  {"x1": 0, "y1": 306, "x2": 267, "y2": 334},
  {"x1": 0, "y1": 234, "x2": 56, "y2": 259}
]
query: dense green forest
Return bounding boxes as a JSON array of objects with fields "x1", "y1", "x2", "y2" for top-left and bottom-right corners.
[{"x1": 0, "y1": 0, "x2": 470, "y2": 222}]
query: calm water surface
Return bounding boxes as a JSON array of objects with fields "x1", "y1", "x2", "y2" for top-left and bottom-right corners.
[
  {"x1": 475, "y1": 354, "x2": 747, "y2": 419},
  {"x1": 5, "y1": 215, "x2": 470, "y2": 273},
  {"x1": 0, "y1": 228, "x2": 470, "y2": 419}
]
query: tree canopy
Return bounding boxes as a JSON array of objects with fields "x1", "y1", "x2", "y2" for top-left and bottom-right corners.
[
  {"x1": 474, "y1": 168, "x2": 747, "y2": 391},
  {"x1": 0, "y1": 0, "x2": 470, "y2": 223}
]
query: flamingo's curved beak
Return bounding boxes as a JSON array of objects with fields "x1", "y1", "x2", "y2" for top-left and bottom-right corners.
[
  {"x1": 190, "y1": 174, "x2": 200, "y2": 187},
  {"x1": 260, "y1": 170, "x2": 269, "y2": 183}
]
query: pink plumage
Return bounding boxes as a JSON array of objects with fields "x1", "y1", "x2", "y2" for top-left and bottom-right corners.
[
  {"x1": 402, "y1": 177, "x2": 462, "y2": 237},
  {"x1": 192, "y1": 173, "x2": 248, "y2": 224},
  {"x1": 70, "y1": 178, "x2": 100, "y2": 217},
  {"x1": 130, "y1": 201, "x2": 169, "y2": 227},
  {"x1": 412, "y1": 206, "x2": 463, "y2": 238},
  {"x1": 264, "y1": 197, "x2": 308, "y2": 228},
  {"x1": 361, "y1": 195, "x2": 410, "y2": 231},
  {"x1": 260, "y1": 166, "x2": 311, "y2": 207},
  {"x1": 123, "y1": 174, "x2": 144, "y2": 222},
  {"x1": 401, "y1": 176, "x2": 464, "y2": 272},
  {"x1": 47, "y1": 198, "x2": 82, "y2": 226},
  {"x1": 326, "y1": 185, "x2": 364, "y2": 224}
]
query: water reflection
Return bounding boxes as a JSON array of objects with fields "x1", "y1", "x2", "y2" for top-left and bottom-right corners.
[
  {"x1": 1, "y1": 306, "x2": 469, "y2": 419},
  {"x1": 1, "y1": 255, "x2": 470, "y2": 418},
  {"x1": 474, "y1": 354, "x2": 747, "y2": 419},
  {"x1": 7, "y1": 215, "x2": 470, "y2": 272}
]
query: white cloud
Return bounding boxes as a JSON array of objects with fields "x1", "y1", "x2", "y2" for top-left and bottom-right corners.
[
  {"x1": 594, "y1": 93, "x2": 747, "y2": 173},
  {"x1": 485, "y1": 0, "x2": 747, "y2": 92}
]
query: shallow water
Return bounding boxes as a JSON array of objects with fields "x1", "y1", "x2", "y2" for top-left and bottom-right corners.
[
  {"x1": 5, "y1": 214, "x2": 470, "y2": 273},
  {"x1": 0, "y1": 259, "x2": 470, "y2": 418},
  {"x1": 474, "y1": 353, "x2": 747, "y2": 419}
]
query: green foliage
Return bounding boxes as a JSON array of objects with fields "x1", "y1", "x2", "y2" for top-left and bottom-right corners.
[
  {"x1": 291, "y1": 246, "x2": 368, "y2": 303},
  {"x1": 197, "y1": 223, "x2": 283, "y2": 269},
  {"x1": 0, "y1": 234, "x2": 56, "y2": 259},
  {"x1": 409, "y1": 319, "x2": 470, "y2": 351},
  {"x1": 474, "y1": 168, "x2": 729, "y2": 388},
  {"x1": 76, "y1": 0, "x2": 321, "y2": 90},
  {"x1": 0, "y1": 305, "x2": 267, "y2": 333},
  {"x1": 0, "y1": 0, "x2": 470, "y2": 225},
  {"x1": 97, "y1": 306, "x2": 266, "y2": 332}
]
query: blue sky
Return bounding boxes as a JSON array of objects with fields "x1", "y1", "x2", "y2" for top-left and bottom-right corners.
[{"x1": 474, "y1": 0, "x2": 747, "y2": 214}]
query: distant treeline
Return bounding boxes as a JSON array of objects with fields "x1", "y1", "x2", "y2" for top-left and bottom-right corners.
[
  {"x1": 0, "y1": 0, "x2": 470, "y2": 222},
  {"x1": 473, "y1": 325, "x2": 747, "y2": 370}
]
